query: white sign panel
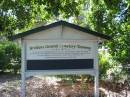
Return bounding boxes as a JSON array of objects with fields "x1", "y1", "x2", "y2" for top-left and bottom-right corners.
[{"x1": 26, "y1": 40, "x2": 94, "y2": 60}]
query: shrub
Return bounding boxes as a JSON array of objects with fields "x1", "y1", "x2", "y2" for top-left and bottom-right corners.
[
  {"x1": 0, "y1": 43, "x2": 10, "y2": 72},
  {"x1": 0, "y1": 41, "x2": 21, "y2": 74}
]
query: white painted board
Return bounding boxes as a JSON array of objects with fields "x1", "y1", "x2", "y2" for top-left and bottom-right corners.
[{"x1": 26, "y1": 40, "x2": 95, "y2": 60}]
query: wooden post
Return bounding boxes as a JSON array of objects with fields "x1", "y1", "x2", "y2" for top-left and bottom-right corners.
[
  {"x1": 94, "y1": 71, "x2": 99, "y2": 97},
  {"x1": 94, "y1": 42, "x2": 99, "y2": 97},
  {"x1": 20, "y1": 39, "x2": 26, "y2": 97}
]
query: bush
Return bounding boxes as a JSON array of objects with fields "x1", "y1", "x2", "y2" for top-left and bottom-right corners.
[
  {"x1": 0, "y1": 41, "x2": 21, "y2": 74},
  {"x1": 0, "y1": 43, "x2": 10, "y2": 72}
]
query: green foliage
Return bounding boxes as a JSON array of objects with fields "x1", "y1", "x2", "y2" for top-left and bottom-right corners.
[
  {"x1": 0, "y1": 0, "x2": 83, "y2": 38},
  {"x1": 99, "y1": 48, "x2": 128, "y2": 82},
  {"x1": 99, "y1": 50, "x2": 111, "y2": 80},
  {"x1": 72, "y1": 0, "x2": 130, "y2": 66},
  {"x1": 0, "y1": 41, "x2": 21, "y2": 74},
  {"x1": 0, "y1": 44, "x2": 9, "y2": 71},
  {"x1": 67, "y1": 0, "x2": 129, "y2": 81}
]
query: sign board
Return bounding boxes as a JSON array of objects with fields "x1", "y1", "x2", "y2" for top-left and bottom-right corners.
[
  {"x1": 26, "y1": 40, "x2": 94, "y2": 60},
  {"x1": 12, "y1": 21, "x2": 110, "y2": 97},
  {"x1": 26, "y1": 40, "x2": 94, "y2": 70}
]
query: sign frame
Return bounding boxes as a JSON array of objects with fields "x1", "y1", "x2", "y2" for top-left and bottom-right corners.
[
  {"x1": 12, "y1": 21, "x2": 110, "y2": 97},
  {"x1": 20, "y1": 39, "x2": 99, "y2": 97}
]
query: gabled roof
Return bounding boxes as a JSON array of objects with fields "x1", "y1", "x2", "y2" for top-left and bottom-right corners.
[{"x1": 11, "y1": 20, "x2": 111, "y2": 40}]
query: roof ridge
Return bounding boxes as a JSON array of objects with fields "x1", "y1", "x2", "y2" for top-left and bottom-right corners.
[{"x1": 11, "y1": 21, "x2": 111, "y2": 40}]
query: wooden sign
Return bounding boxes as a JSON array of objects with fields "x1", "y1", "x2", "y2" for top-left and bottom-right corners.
[
  {"x1": 12, "y1": 20, "x2": 110, "y2": 97},
  {"x1": 26, "y1": 40, "x2": 94, "y2": 70}
]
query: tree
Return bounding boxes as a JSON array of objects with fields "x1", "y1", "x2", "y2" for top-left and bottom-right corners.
[
  {"x1": 0, "y1": 0, "x2": 83, "y2": 38},
  {"x1": 66, "y1": 0, "x2": 129, "y2": 81},
  {"x1": 71, "y1": 0, "x2": 130, "y2": 66}
]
